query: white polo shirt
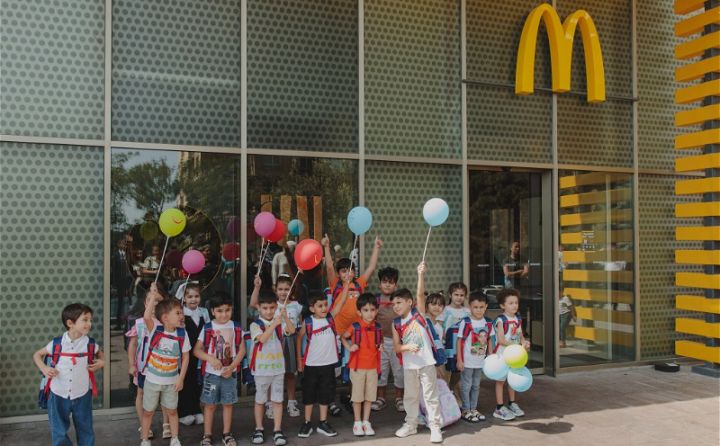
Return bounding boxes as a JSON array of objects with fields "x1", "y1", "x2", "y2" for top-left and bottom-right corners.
[{"x1": 44, "y1": 332, "x2": 98, "y2": 400}]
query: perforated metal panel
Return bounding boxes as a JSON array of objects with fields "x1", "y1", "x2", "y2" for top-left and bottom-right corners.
[
  {"x1": 0, "y1": 0, "x2": 105, "y2": 139},
  {"x1": 365, "y1": 161, "x2": 463, "y2": 292},
  {"x1": 247, "y1": 0, "x2": 358, "y2": 152},
  {"x1": 112, "y1": 0, "x2": 241, "y2": 146},
  {"x1": 0, "y1": 142, "x2": 105, "y2": 416},
  {"x1": 365, "y1": 0, "x2": 461, "y2": 159},
  {"x1": 638, "y1": 174, "x2": 703, "y2": 360}
]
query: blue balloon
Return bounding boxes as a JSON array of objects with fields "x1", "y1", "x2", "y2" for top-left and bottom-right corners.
[
  {"x1": 482, "y1": 354, "x2": 509, "y2": 381},
  {"x1": 288, "y1": 219, "x2": 304, "y2": 236},
  {"x1": 423, "y1": 198, "x2": 449, "y2": 227},
  {"x1": 347, "y1": 206, "x2": 373, "y2": 235},
  {"x1": 507, "y1": 367, "x2": 533, "y2": 392}
]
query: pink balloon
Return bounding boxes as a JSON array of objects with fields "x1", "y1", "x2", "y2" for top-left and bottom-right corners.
[
  {"x1": 254, "y1": 212, "x2": 277, "y2": 238},
  {"x1": 182, "y1": 250, "x2": 206, "y2": 274}
]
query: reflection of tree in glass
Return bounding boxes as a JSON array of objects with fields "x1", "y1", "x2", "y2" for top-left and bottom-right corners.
[
  {"x1": 126, "y1": 159, "x2": 180, "y2": 219},
  {"x1": 111, "y1": 151, "x2": 137, "y2": 232}
]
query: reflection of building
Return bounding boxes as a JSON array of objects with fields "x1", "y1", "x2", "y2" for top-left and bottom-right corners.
[{"x1": 177, "y1": 152, "x2": 203, "y2": 207}]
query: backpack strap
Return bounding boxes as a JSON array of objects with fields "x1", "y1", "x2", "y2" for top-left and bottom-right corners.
[
  {"x1": 199, "y1": 321, "x2": 214, "y2": 378},
  {"x1": 374, "y1": 321, "x2": 383, "y2": 376},
  {"x1": 350, "y1": 322, "x2": 362, "y2": 371},
  {"x1": 233, "y1": 321, "x2": 244, "y2": 373},
  {"x1": 44, "y1": 337, "x2": 98, "y2": 398},
  {"x1": 250, "y1": 318, "x2": 276, "y2": 372},
  {"x1": 458, "y1": 317, "x2": 473, "y2": 363},
  {"x1": 43, "y1": 337, "x2": 64, "y2": 398},
  {"x1": 142, "y1": 326, "x2": 185, "y2": 374},
  {"x1": 302, "y1": 315, "x2": 338, "y2": 366},
  {"x1": 329, "y1": 279, "x2": 362, "y2": 312}
]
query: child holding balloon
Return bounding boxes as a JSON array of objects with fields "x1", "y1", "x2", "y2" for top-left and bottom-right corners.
[{"x1": 492, "y1": 288, "x2": 530, "y2": 421}]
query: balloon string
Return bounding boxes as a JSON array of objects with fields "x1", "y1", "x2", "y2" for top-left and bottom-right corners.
[
  {"x1": 421, "y1": 226, "x2": 432, "y2": 264},
  {"x1": 255, "y1": 239, "x2": 266, "y2": 278},
  {"x1": 154, "y1": 237, "x2": 170, "y2": 283},
  {"x1": 180, "y1": 274, "x2": 191, "y2": 304},
  {"x1": 349, "y1": 235, "x2": 358, "y2": 273},
  {"x1": 284, "y1": 270, "x2": 302, "y2": 306}
]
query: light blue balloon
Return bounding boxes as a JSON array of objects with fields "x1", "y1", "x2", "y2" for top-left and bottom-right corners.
[
  {"x1": 288, "y1": 219, "x2": 304, "y2": 236},
  {"x1": 423, "y1": 198, "x2": 449, "y2": 227},
  {"x1": 482, "y1": 354, "x2": 509, "y2": 381},
  {"x1": 347, "y1": 206, "x2": 373, "y2": 235},
  {"x1": 507, "y1": 367, "x2": 533, "y2": 392}
]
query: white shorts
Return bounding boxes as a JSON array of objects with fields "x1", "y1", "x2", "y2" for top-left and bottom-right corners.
[
  {"x1": 254, "y1": 374, "x2": 284, "y2": 404},
  {"x1": 378, "y1": 337, "x2": 404, "y2": 389}
]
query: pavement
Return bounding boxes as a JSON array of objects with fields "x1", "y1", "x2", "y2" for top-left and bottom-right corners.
[{"x1": 2, "y1": 365, "x2": 718, "y2": 446}]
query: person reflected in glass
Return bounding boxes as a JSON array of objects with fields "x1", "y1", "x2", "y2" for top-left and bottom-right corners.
[
  {"x1": 112, "y1": 236, "x2": 134, "y2": 330},
  {"x1": 140, "y1": 244, "x2": 162, "y2": 278},
  {"x1": 503, "y1": 241, "x2": 528, "y2": 289},
  {"x1": 558, "y1": 293, "x2": 576, "y2": 348}
]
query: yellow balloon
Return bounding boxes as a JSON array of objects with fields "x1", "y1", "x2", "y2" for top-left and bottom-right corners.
[
  {"x1": 158, "y1": 208, "x2": 186, "y2": 237},
  {"x1": 503, "y1": 344, "x2": 528, "y2": 369}
]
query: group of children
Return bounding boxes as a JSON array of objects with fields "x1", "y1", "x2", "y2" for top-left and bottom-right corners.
[{"x1": 35, "y1": 234, "x2": 531, "y2": 446}]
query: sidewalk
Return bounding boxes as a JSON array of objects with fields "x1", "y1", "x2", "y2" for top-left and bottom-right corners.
[{"x1": 2, "y1": 365, "x2": 718, "y2": 446}]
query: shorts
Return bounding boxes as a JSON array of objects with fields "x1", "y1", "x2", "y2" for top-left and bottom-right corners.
[
  {"x1": 254, "y1": 374, "x2": 284, "y2": 404},
  {"x1": 302, "y1": 364, "x2": 335, "y2": 406},
  {"x1": 142, "y1": 380, "x2": 178, "y2": 411},
  {"x1": 350, "y1": 369, "x2": 378, "y2": 403},
  {"x1": 200, "y1": 373, "x2": 238, "y2": 405},
  {"x1": 378, "y1": 337, "x2": 404, "y2": 389},
  {"x1": 283, "y1": 334, "x2": 298, "y2": 374}
]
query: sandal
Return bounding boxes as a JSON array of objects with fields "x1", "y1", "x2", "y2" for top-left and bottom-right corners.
[
  {"x1": 273, "y1": 430, "x2": 288, "y2": 446},
  {"x1": 251, "y1": 428, "x2": 264, "y2": 444},
  {"x1": 201, "y1": 434, "x2": 213, "y2": 446},
  {"x1": 371, "y1": 397, "x2": 386, "y2": 411},
  {"x1": 162, "y1": 423, "x2": 171, "y2": 439},
  {"x1": 137, "y1": 427, "x2": 154, "y2": 439},
  {"x1": 462, "y1": 410, "x2": 480, "y2": 423},
  {"x1": 223, "y1": 432, "x2": 238, "y2": 446},
  {"x1": 328, "y1": 402, "x2": 342, "y2": 417},
  {"x1": 472, "y1": 409, "x2": 486, "y2": 421},
  {"x1": 395, "y1": 397, "x2": 405, "y2": 412}
]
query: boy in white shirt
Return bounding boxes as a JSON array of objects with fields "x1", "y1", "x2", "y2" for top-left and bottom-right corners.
[
  {"x1": 33, "y1": 303, "x2": 105, "y2": 446},
  {"x1": 391, "y1": 263, "x2": 442, "y2": 443}
]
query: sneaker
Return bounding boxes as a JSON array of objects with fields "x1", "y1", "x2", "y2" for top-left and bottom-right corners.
[
  {"x1": 194, "y1": 414, "x2": 204, "y2": 425},
  {"x1": 286, "y1": 400, "x2": 300, "y2": 418},
  {"x1": 430, "y1": 427, "x2": 443, "y2": 444},
  {"x1": 170, "y1": 438, "x2": 182, "y2": 446},
  {"x1": 273, "y1": 431, "x2": 287, "y2": 446},
  {"x1": 493, "y1": 406, "x2": 516, "y2": 421},
  {"x1": 316, "y1": 421, "x2": 338, "y2": 437},
  {"x1": 265, "y1": 402, "x2": 274, "y2": 419},
  {"x1": 140, "y1": 441, "x2": 151, "y2": 446},
  {"x1": 362, "y1": 421, "x2": 375, "y2": 436},
  {"x1": 353, "y1": 421, "x2": 365, "y2": 437},
  {"x1": 395, "y1": 423, "x2": 417, "y2": 438},
  {"x1": 508, "y1": 402, "x2": 525, "y2": 417},
  {"x1": 179, "y1": 415, "x2": 196, "y2": 426},
  {"x1": 298, "y1": 422, "x2": 313, "y2": 438}
]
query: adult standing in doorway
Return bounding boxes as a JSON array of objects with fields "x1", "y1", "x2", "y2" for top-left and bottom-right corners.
[{"x1": 503, "y1": 241, "x2": 528, "y2": 290}]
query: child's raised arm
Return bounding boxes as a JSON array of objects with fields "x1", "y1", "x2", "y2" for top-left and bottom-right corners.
[
  {"x1": 249, "y1": 275, "x2": 262, "y2": 309},
  {"x1": 416, "y1": 262, "x2": 427, "y2": 314},
  {"x1": 321, "y1": 234, "x2": 336, "y2": 285},
  {"x1": 143, "y1": 282, "x2": 160, "y2": 332},
  {"x1": 330, "y1": 282, "x2": 350, "y2": 317},
  {"x1": 362, "y1": 236, "x2": 383, "y2": 280}
]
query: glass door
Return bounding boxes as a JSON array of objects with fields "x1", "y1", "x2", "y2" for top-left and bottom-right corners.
[{"x1": 469, "y1": 169, "x2": 547, "y2": 371}]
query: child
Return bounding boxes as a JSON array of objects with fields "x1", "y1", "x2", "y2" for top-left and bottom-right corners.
[
  {"x1": 33, "y1": 303, "x2": 105, "y2": 446},
  {"x1": 140, "y1": 297, "x2": 191, "y2": 446},
  {"x1": 391, "y1": 263, "x2": 442, "y2": 444},
  {"x1": 373, "y1": 266, "x2": 404, "y2": 412},
  {"x1": 193, "y1": 292, "x2": 246, "y2": 446},
  {"x1": 559, "y1": 293, "x2": 576, "y2": 348},
  {"x1": 424, "y1": 292, "x2": 447, "y2": 382},
  {"x1": 492, "y1": 288, "x2": 530, "y2": 421},
  {"x1": 456, "y1": 291, "x2": 493, "y2": 423},
  {"x1": 250, "y1": 274, "x2": 303, "y2": 420},
  {"x1": 178, "y1": 283, "x2": 209, "y2": 426},
  {"x1": 341, "y1": 293, "x2": 383, "y2": 436},
  {"x1": 295, "y1": 289, "x2": 344, "y2": 438},
  {"x1": 439, "y1": 282, "x2": 469, "y2": 398},
  {"x1": 249, "y1": 292, "x2": 294, "y2": 445}
]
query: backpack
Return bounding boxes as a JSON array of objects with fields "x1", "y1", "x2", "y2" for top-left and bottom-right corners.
[
  {"x1": 392, "y1": 308, "x2": 446, "y2": 366},
  {"x1": 249, "y1": 318, "x2": 284, "y2": 373},
  {"x1": 456, "y1": 316, "x2": 493, "y2": 365},
  {"x1": 419, "y1": 379, "x2": 461, "y2": 428},
  {"x1": 141, "y1": 326, "x2": 186, "y2": 375},
  {"x1": 492, "y1": 314, "x2": 523, "y2": 353},
  {"x1": 349, "y1": 321, "x2": 383, "y2": 376},
  {"x1": 301, "y1": 314, "x2": 338, "y2": 367},
  {"x1": 240, "y1": 331, "x2": 255, "y2": 386},
  {"x1": 38, "y1": 337, "x2": 98, "y2": 409},
  {"x1": 328, "y1": 279, "x2": 363, "y2": 312},
  {"x1": 197, "y1": 321, "x2": 243, "y2": 383}
]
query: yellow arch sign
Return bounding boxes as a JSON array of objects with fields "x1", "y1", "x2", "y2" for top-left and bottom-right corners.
[{"x1": 515, "y1": 4, "x2": 606, "y2": 103}]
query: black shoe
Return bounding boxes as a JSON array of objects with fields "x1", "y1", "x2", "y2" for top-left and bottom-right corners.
[
  {"x1": 298, "y1": 422, "x2": 313, "y2": 438},
  {"x1": 316, "y1": 421, "x2": 338, "y2": 437},
  {"x1": 328, "y1": 402, "x2": 342, "y2": 417},
  {"x1": 340, "y1": 395, "x2": 353, "y2": 412}
]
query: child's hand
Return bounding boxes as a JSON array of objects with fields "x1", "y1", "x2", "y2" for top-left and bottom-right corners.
[
  {"x1": 297, "y1": 361, "x2": 304, "y2": 373},
  {"x1": 221, "y1": 367, "x2": 233, "y2": 378},
  {"x1": 404, "y1": 343, "x2": 420, "y2": 353},
  {"x1": 150, "y1": 282, "x2": 158, "y2": 293},
  {"x1": 417, "y1": 262, "x2": 427, "y2": 276},
  {"x1": 321, "y1": 234, "x2": 330, "y2": 247},
  {"x1": 174, "y1": 375, "x2": 184, "y2": 392},
  {"x1": 349, "y1": 344, "x2": 359, "y2": 352},
  {"x1": 456, "y1": 359, "x2": 464, "y2": 372},
  {"x1": 379, "y1": 344, "x2": 385, "y2": 353},
  {"x1": 209, "y1": 358, "x2": 223, "y2": 370},
  {"x1": 88, "y1": 359, "x2": 104, "y2": 372},
  {"x1": 522, "y1": 340, "x2": 531, "y2": 351},
  {"x1": 41, "y1": 365, "x2": 59, "y2": 379},
  {"x1": 279, "y1": 306, "x2": 288, "y2": 319},
  {"x1": 272, "y1": 315, "x2": 282, "y2": 327},
  {"x1": 254, "y1": 276, "x2": 262, "y2": 289},
  {"x1": 128, "y1": 363, "x2": 137, "y2": 377},
  {"x1": 375, "y1": 236, "x2": 383, "y2": 249}
]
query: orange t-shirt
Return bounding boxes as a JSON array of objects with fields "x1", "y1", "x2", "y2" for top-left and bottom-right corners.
[
  {"x1": 344, "y1": 319, "x2": 380, "y2": 370},
  {"x1": 330, "y1": 275, "x2": 368, "y2": 335}
]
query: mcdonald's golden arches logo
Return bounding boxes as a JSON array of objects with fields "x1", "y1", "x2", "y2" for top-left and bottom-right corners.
[{"x1": 515, "y1": 4, "x2": 606, "y2": 103}]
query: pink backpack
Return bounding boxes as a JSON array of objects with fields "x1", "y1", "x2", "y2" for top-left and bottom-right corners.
[{"x1": 419, "y1": 379, "x2": 461, "y2": 428}]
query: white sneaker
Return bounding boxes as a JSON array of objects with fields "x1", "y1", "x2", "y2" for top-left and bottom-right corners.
[
  {"x1": 194, "y1": 413, "x2": 204, "y2": 425},
  {"x1": 430, "y1": 427, "x2": 443, "y2": 444},
  {"x1": 169, "y1": 438, "x2": 181, "y2": 446},
  {"x1": 265, "y1": 402, "x2": 274, "y2": 419},
  {"x1": 353, "y1": 421, "x2": 365, "y2": 436},
  {"x1": 140, "y1": 441, "x2": 151, "y2": 446},
  {"x1": 508, "y1": 402, "x2": 525, "y2": 417},
  {"x1": 179, "y1": 415, "x2": 195, "y2": 426},
  {"x1": 395, "y1": 423, "x2": 417, "y2": 438},
  {"x1": 286, "y1": 400, "x2": 300, "y2": 418},
  {"x1": 362, "y1": 421, "x2": 375, "y2": 436},
  {"x1": 493, "y1": 406, "x2": 516, "y2": 421}
]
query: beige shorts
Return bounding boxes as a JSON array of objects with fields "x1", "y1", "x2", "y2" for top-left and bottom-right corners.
[
  {"x1": 142, "y1": 380, "x2": 178, "y2": 412},
  {"x1": 350, "y1": 369, "x2": 378, "y2": 403}
]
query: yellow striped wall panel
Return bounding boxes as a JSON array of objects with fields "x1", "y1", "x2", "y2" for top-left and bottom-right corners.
[
  {"x1": 676, "y1": 295, "x2": 720, "y2": 314},
  {"x1": 563, "y1": 269, "x2": 633, "y2": 284},
  {"x1": 676, "y1": 340, "x2": 720, "y2": 363},
  {"x1": 676, "y1": 317, "x2": 720, "y2": 338},
  {"x1": 675, "y1": 249, "x2": 720, "y2": 265},
  {"x1": 562, "y1": 287, "x2": 634, "y2": 305}
]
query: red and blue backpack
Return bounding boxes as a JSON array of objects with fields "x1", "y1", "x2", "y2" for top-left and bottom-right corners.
[
  {"x1": 348, "y1": 321, "x2": 383, "y2": 376},
  {"x1": 392, "y1": 308, "x2": 446, "y2": 366},
  {"x1": 141, "y1": 326, "x2": 186, "y2": 374},
  {"x1": 301, "y1": 314, "x2": 338, "y2": 367},
  {"x1": 492, "y1": 314, "x2": 523, "y2": 353},
  {"x1": 456, "y1": 316, "x2": 493, "y2": 364},
  {"x1": 196, "y1": 321, "x2": 243, "y2": 384},
  {"x1": 328, "y1": 279, "x2": 364, "y2": 312},
  {"x1": 249, "y1": 318, "x2": 284, "y2": 373},
  {"x1": 38, "y1": 337, "x2": 98, "y2": 409}
]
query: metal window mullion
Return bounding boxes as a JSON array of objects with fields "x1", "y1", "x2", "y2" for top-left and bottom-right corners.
[
  {"x1": 359, "y1": 0, "x2": 366, "y2": 270},
  {"x1": 102, "y1": 0, "x2": 113, "y2": 410},
  {"x1": 461, "y1": 0, "x2": 469, "y2": 287},
  {"x1": 631, "y1": 0, "x2": 641, "y2": 362}
]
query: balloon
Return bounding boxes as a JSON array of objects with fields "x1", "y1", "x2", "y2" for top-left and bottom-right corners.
[
  {"x1": 288, "y1": 219, "x2": 304, "y2": 236},
  {"x1": 222, "y1": 242, "x2": 240, "y2": 261},
  {"x1": 254, "y1": 212, "x2": 277, "y2": 238},
  {"x1": 482, "y1": 354, "x2": 509, "y2": 381},
  {"x1": 165, "y1": 249, "x2": 183, "y2": 269},
  {"x1": 294, "y1": 239, "x2": 323, "y2": 271},
  {"x1": 503, "y1": 344, "x2": 529, "y2": 369},
  {"x1": 266, "y1": 219, "x2": 287, "y2": 243},
  {"x1": 423, "y1": 198, "x2": 449, "y2": 227},
  {"x1": 158, "y1": 208, "x2": 187, "y2": 237},
  {"x1": 347, "y1": 206, "x2": 373, "y2": 235},
  {"x1": 182, "y1": 250, "x2": 206, "y2": 274},
  {"x1": 140, "y1": 221, "x2": 159, "y2": 240},
  {"x1": 507, "y1": 367, "x2": 533, "y2": 392},
  {"x1": 226, "y1": 217, "x2": 241, "y2": 239}
]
